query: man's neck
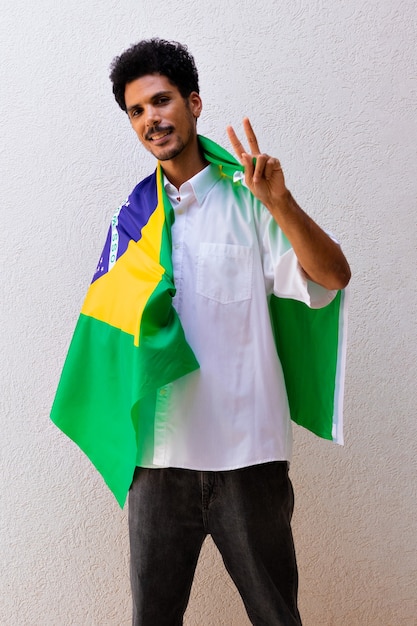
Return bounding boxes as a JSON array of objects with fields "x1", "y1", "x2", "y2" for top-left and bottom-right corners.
[{"x1": 159, "y1": 140, "x2": 208, "y2": 189}]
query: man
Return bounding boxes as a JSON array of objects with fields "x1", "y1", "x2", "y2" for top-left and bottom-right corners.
[{"x1": 52, "y1": 38, "x2": 350, "y2": 625}]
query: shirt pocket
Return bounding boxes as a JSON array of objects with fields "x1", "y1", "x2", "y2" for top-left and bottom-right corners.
[{"x1": 196, "y1": 243, "x2": 253, "y2": 304}]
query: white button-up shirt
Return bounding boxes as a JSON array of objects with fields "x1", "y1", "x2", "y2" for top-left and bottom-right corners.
[{"x1": 136, "y1": 164, "x2": 336, "y2": 470}]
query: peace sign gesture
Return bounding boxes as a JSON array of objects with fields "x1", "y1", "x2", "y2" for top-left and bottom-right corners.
[
  {"x1": 226, "y1": 118, "x2": 288, "y2": 210},
  {"x1": 227, "y1": 117, "x2": 351, "y2": 290}
]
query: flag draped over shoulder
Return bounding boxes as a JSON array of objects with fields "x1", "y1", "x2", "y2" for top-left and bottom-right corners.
[
  {"x1": 50, "y1": 167, "x2": 199, "y2": 506},
  {"x1": 51, "y1": 135, "x2": 347, "y2": 507}
]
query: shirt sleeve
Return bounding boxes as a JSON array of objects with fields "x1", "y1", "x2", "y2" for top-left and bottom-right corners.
[{"x1": 257, "y1": 202, "x2": 338, "y2": 310}]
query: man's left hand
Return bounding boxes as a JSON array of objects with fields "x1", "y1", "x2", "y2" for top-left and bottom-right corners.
[
  {"x1": 226, "y1": 118, "x2": 288, "y2": 210},
  {"x1": 226, "y1": 117, "x2": 351, "y2": 291}
]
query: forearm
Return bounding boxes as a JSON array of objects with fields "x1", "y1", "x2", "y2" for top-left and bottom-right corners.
[{"x1": 265, "y1": 191, "x2": 351, "y2": 290}]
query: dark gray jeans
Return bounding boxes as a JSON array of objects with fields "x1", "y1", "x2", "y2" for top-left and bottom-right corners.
[{"x1": 128, "y1": 461, "x2": 302, "y2": 626}]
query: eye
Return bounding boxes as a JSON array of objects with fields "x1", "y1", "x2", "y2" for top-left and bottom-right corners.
[
  {"x1": 156, "y1": 96, "x2": 170, "y2": 105},
  {"x1": 129, "y1": 108, "x2": 143, "y2": 119}
]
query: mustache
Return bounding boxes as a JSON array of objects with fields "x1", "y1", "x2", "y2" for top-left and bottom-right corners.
[{"x1": 145, "y1": 125, "x2": 174, "y2": 141}]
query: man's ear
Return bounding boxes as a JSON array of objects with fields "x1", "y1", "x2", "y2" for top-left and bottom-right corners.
[{"x1": 188, "y1": 91, "x2": 203, "y2": 118}]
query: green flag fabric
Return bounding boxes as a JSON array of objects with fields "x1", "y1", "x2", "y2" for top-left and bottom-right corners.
[{"x1": 51, "y1": 136, "x2": 347, "y2": 507}]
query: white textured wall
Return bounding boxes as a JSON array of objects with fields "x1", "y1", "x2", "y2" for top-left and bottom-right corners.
[{"x1": 1, "y1": 0, "x2": 416, "y2": 624}]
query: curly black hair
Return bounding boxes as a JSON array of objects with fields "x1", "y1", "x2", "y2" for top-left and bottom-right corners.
[{"x1": 109, "y1": 38, "x2": 200, "y2": 112}]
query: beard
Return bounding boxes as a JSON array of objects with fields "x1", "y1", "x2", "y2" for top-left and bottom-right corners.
[
  {"x1": 145, "y1": 120, "x2": 194, "y2": 162},
  {"x1": 153, "y1": 137, "x2": 186, "y2": 161}
]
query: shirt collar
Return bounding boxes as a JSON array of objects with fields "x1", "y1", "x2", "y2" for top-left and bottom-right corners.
[{"x1": 163, "y1": 163, "x2": 222, "y2": 207}]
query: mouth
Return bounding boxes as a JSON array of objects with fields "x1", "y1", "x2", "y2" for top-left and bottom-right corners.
[{"x1": 146, "y1": 127, "x2": 173, "y2": 143}]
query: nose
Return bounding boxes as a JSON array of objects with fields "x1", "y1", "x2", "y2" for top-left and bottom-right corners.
[{"x1": 144, "y1": 105, "x2": 161, "y2": 128}]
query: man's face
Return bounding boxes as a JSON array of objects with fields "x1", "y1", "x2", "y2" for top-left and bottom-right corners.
[{"x1": 124, "y1": 74, "x2": 202, "y2": 162}]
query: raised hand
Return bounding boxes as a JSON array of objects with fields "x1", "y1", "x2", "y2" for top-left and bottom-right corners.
[
  {"x1": 226, "y1": 118, "x2": 288, "y2": 210},
  {"x1": 227, "y1": 118, "x2": 351, "y2": 290}
]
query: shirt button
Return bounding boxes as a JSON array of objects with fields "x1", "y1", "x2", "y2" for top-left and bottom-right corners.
[{"x1": 159, "y1": 388, "x2": 168, "y2": 397}]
